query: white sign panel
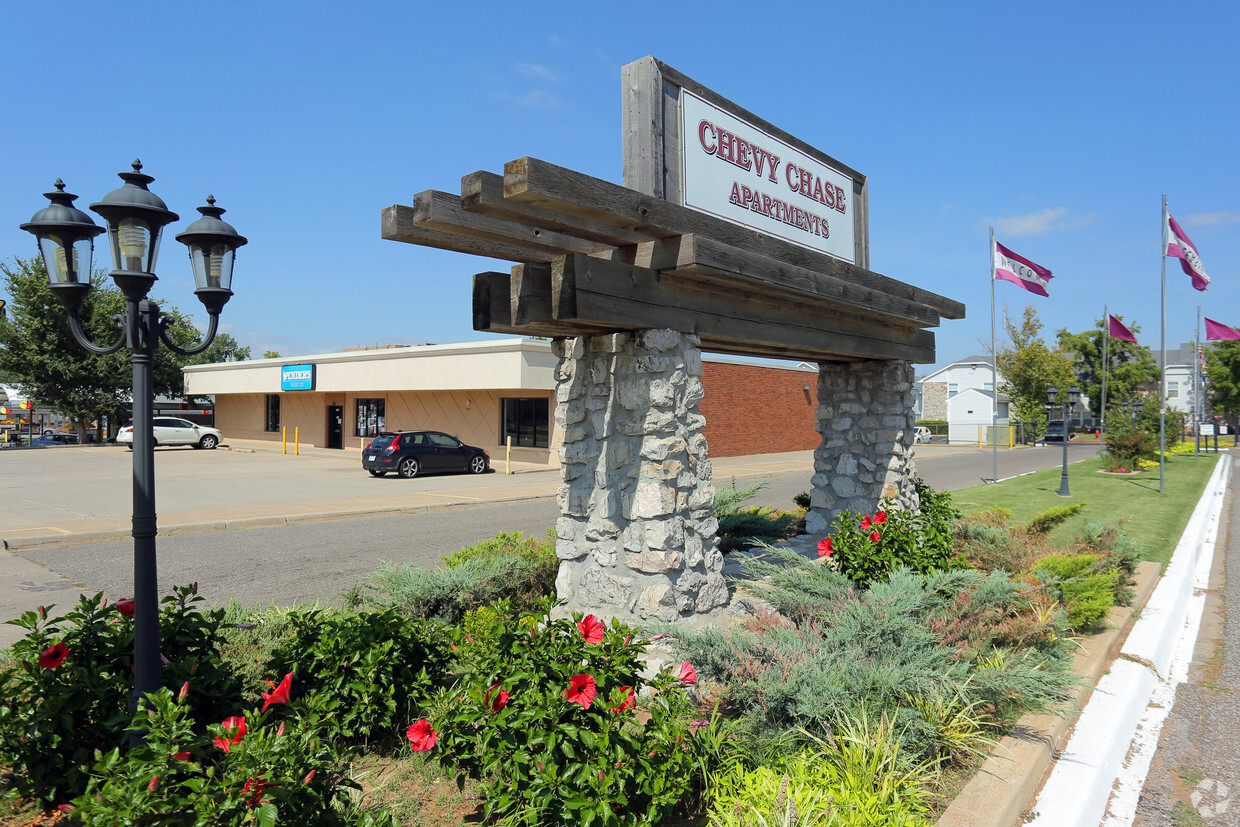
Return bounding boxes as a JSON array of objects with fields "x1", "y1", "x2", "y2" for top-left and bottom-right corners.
[{"x1": 680, "y1": 89, "x2": 856, "y2": 263}]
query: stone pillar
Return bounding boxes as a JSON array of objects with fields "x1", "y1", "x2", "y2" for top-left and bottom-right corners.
[
  {"x1": 551, "y1": 329, "x2": 729, "y2": 624},
  {"x1": 805, "y1": 360, "x2": 919, "y2": 538}
]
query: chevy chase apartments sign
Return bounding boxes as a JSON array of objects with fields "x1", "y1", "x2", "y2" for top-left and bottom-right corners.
[{"x1": 680, "y1": 89, "x2": 856, "y2": 263}]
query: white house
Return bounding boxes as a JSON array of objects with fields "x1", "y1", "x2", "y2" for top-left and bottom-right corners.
[
  {"x1": 1156, "y1": 342, "x2": 1203, "y2": 417},
  {"x1": 917, "y1": 355, "x2": 1003, "y2": 420}
]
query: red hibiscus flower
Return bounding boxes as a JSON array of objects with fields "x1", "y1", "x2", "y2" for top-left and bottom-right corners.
[
  {"x1": 242, "y1": 775, "x2": 266, "y2": 808},
  {"x1": 260, "y1": 671, "x2": 294, "y2": 712},
  {"x1": 817, "y1": 538, "x2": 834, "y2": 558},
  {"x1": 38, "y1": 641, "x2": 68, "y2": 669},
  {"x1": 406, "y1": 719, "x2": 437, "y2": 752},
  {"x1": 172, "y1": 751, "x2": 190, "y2": 761},
  {"x1": 148, "y1": 775, "x2": 159, "y2": 792},
  {"x1": 860, "y1": 515, "x2": 872, "y2": 529},
  {"x1": 564, "y1": 674, "x2": 597, "y2": 709},
  {"x1": 484, "y1": 684, "x2": 509, "y2": 713},
  {"x1": 871, "y1": 530, "x2": 881, "y2": 543},
  {"x1": 610, "y1": 685, "x2": 635, "y2": 714},
  {"x1": 577, "y1": 614, "x2": 605, "y2": 644},
  {"x1": 213, "y1": 716, "x2": 246, "y2": 751},
  {"x1": 678, "y1": 662, "x2": 698, "y2": 685},
  {"x1": 116, "y1": 598, "x2": 135, "y2": 618},
  {"x1": 875, "y1": 511, "x2": 888, "y2": 525}
]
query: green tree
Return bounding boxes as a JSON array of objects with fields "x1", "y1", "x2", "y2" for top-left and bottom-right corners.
[
  {"x1": 1206, "y1": 340, "x2": 1240, "y2": 420},
  {"x1": 185, "y1": 333, "x2": 250, "y2": 365},
  {"x1": 0, "y1": 257, "x2": 201, "y2": 437},
  {"x1": 995, "y1": 305, "x2": 1076, "y2": 440},
  {"x1": 262, "y1": 349, "x2": 281, "y2": 359},
  {"x1": 1057, "y1": 316, "x2": 1160, "y2": 416}
]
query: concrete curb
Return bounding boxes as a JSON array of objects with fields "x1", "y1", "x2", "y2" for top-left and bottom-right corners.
[
  {"x1": 1024, "y1": 453, "x2": 1231, "y2": 827},
  {"x1": 937, "y1": 453, "x2": 1232, "y2": 827}
]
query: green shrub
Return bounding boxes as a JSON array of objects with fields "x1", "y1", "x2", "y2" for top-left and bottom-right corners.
[
  {"x1": 425, "y1": 600, "x2": 704, "y2": 825},
  {"x1": 967, "y1": 506, "x2": 1013, "y2": 527},
  {"x1": 68, "y1": 686, "x2": 399, "y2": 826},
  {"x1": 1077, "y1": 521, "x2": 1143, "y2": 576},
  {"x1": 267, "y1": 608, "x2": 453, "y2": 748},
  {"x1": 823, "y1": 481, "x2": 960, "y2": 589},
  {"x1": 362, "y1": 554, "x2": 555, "y2": 624},
  {"x1": 714, "y1": 478, "x2": 769, "y2": 517},
  {"x1": 442, "y1": 528, "x2": 556, "y2": 570},
  {"x1": 1058, "y1": 575, "x2": 1120, "y2": 629},
  {"x1": 718, "y1": 507, "x2": 805, "y2": 553},
  {"x1": 1035, "y1": 553, "x2": 1106, "y2": 580},
  {"x1": 793, "y1": 491, "x2": 812, "y2": 510},
  {"x1": 673, "y1": 559, "x2": 1072, "y2": 766},
  {"x1": 0, "y1": 586, "x2": 243, "y2": 807},
  {"x1": 1025, "y1": 503, "x2": 1087, "y2": 535}
]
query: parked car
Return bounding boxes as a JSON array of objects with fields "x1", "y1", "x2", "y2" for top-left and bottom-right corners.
[
  {"x1": 31, "y1": 432, "x2": 80, "y2": 446},
  {"x1": 1043, "y1": 420, "x2": 1075, "y2": 443},
  {"x1": 117, "y1": 417, "x2": 222, "y2": 449},
  {"x1": 363, "y1": 430, "x2": 490, "y2": 478},
  {"x1": 913, "y1": 426, "x2": 932, "y2": 444}
]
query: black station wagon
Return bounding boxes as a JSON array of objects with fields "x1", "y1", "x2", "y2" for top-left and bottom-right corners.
[{"x1": 362, "y1": 430, "x2": 490, "y2": 478}]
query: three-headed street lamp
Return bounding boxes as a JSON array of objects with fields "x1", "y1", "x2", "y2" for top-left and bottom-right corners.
[
  {"x1": 1123, "y1": 400, "x2": 1139, "y2": 426},
  {"x1": 21, "y1": 161, "x2": 245, "y2": 728},
  {"x1": 1047, "y1": 385, "x2": 1081, "y2": 497}
]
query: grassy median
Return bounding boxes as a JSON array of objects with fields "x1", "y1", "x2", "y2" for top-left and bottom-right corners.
[{"x1": 951, "y1": 449, "x2": 1224, "y2": 568}]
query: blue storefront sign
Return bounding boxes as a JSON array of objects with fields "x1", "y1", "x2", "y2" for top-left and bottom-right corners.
[{"x1": 281, "y1": 364, "x2": 315, "y2": 391}]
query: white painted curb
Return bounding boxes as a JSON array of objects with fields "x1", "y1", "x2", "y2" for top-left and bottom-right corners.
[{"x1": 1025, "y1": 454, "x2": 1232, "y2": 827}]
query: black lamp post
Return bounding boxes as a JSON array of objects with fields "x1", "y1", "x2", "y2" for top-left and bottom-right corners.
[
  {"x1": 1047, "y1": 386, "x2": 1080, "y2": 497},
  {"x1": 21, "y1": 161, "x2": 245, "y2": 733}
]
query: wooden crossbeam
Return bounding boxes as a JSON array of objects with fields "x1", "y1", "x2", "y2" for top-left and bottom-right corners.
[
  {"x1": 553, "y1": 254, "x2": 935, "y2": 363},
  {"x1": 412, "y1": 190, "x2": 605, "y2": 260},
  {"x1": 461, "y1": 171, "x2": 648, "y2": 249},
  {"x1": 383, "y1": 205, "x2": 545, "y2": 263},
  {"x1": 636, "y1": 234, "x2": 938, "y2": 328},
  {"x1": 504, "y1": 157, "x2": 965, "y2": 320}
]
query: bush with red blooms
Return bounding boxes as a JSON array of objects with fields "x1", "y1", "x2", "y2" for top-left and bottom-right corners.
[
  {"x1": 0, "y1": 586, "x2": 243, "y2": 807},
  {"x1": 65, "y1": 679, "x2": 399, "y2": 826},
  {"x1": 821, "y1": 479, "x2": 962, "y2": 588},
  {"x1": 424, "y1": 598, "x2": 705, "y2": 825}
]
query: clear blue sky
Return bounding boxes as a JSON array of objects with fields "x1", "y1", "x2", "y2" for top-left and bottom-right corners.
[{"x1": 2, "y1": 1, "x2": 1235, "y2": 371}]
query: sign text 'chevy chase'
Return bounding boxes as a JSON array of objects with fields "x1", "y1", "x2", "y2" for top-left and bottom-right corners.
[{"x1": 680, "y1": 89, "x2": 855, "y2": 262}]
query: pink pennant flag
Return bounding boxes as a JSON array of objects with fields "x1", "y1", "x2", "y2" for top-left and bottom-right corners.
[
  {"x1": 1108, "y1": 315, "x2": 1137, "y2": 343},
  {"x1": 1167, "y1": 214, "x2": 1210, "y2": 291},
  {"x1": 993, "y1": 241, "x2": 1052, "y2": 297},
  {"x1": 1205, "y1": 317, "x2": 1240, "y2": 341}
]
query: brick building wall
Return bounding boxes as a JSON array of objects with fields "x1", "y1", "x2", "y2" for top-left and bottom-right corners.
[{"x1": 699, "y1": 361, "x2": 819, "y2": 457}]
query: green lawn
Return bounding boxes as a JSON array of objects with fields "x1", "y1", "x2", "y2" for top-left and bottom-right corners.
[{"x1": 950, "y1": 450, "x2": 1223, "y2": 568}]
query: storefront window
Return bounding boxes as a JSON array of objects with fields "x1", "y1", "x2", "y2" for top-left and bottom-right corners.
[
  {"x1": 356, "y1": 398, "x2": 386, "y2": 437},
  {"x1": 501, "y1": 397, "x2": 549, "y2": 448},
  {"x1": 265, "y1": 394, "x2": 280, "y2": 432}
]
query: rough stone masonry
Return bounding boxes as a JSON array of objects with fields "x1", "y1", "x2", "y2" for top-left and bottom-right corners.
[{"x1": 552, "y1": 330, "x2": 920, "y2": 626}]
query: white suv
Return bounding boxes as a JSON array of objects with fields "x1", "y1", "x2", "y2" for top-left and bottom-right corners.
[
  {"x1": 913, "y1": 426, "x2": 933, "y2": 444},
  {"x1": 117, "y1": 417, "x2": 222, "y2": 450}
]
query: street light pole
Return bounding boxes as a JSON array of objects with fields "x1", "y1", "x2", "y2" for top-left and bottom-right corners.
[
  {"x1": 21, "y1": 162, "x2": 245, "y2": 737},
  {"x1": 1048, "y1": 386, "x2": 1080, "y2": 497}
]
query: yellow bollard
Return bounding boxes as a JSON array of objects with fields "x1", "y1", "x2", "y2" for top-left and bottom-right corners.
[
  {"x1": 282, "y1": 426, "x2": 287, "y2": 455},
  {"x1": 505, "y1": 435, "x2": 512, "y2": 475},
  {"x1": 295, "y1": 427, "x2": 300, "y2": 456}
]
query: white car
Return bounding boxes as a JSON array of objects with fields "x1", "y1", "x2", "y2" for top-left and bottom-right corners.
[
  {"x1": 117, "y1": 417, "x2": 222, "y2": 450},
  {"x1": 913, "y1": 426, "x2": 932, "y2": 444}
]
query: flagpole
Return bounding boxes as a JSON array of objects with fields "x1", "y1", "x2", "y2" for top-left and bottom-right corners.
[
  {"x1": 1195, "y1": 306, "x2": 1201, "y2": 455},
  {"x1": 1101, "y1": 305, "x2": 1108, "y2": 446},
  {"x1": 990, "y1": 227, "x2": 998, "y2": 484},
  {"x1": 1160, "y1": 195, "x2": 1167, "y2": 493}
]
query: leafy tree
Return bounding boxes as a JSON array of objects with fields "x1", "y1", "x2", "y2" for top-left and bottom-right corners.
[
  {"x1": 0, "y1": 256, "x2": 201, "y2": 437},
  {"x1": 1057, "y1": 316, "x2": 1159, "y2": 416},
  {"x1": 185, "y1": 332, "x2": 250, "y2": 365},
  {"x1": 262, "y1": 349, "x2": 281, "y2": 359},
  {"x1": 1206, "y1": 340, "x2": 1240, "y2": 419},
  {"x1": 995, "y1": 306, "x2": 1076, "y2": 439}
]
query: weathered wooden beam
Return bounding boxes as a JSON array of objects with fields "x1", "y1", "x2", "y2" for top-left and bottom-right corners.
[
  {"x1": 552, "y1": 255, "x2": 936, "y2": 363},
  {"x1": 472, "y1": 271, "x2": 512, "y2": 331},
  {"x1": 461, "y1": 171, "x2": 651, "y2": 249},
  {"x1": 636, "y1": 234, "x2": 938, "y2": 328},
  {"x1": 504, "y1": 157, "x2": 965, "y2": 320},
  {"x1": 412, "y1": 190, "x2": 605, "y2": 260},
  {"x1": 384, "y1": 205, "x2": 545, "y2": 263},
  {"x1": 511, "y1": 264, "x2": 555, "y2": 327}
]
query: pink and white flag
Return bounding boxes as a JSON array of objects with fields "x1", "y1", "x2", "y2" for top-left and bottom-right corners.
[
  {"x1": 1108, "y1": 315, "x2": 1137, "y2": 343},
  {"x1": 993, "y1": 241, "x2": 1052, "y2": 297},
  {"x1": 1166, "y1": 214, "x2": 1209, "y2": 291},
  {"x1": 1205, "y1": 317, "x2": 1240, "y2": 341}
]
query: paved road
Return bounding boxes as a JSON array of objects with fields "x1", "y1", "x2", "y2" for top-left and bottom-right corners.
[{"x1": 1130, "y1": 457, "x2": 1238, "y2": 825}]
